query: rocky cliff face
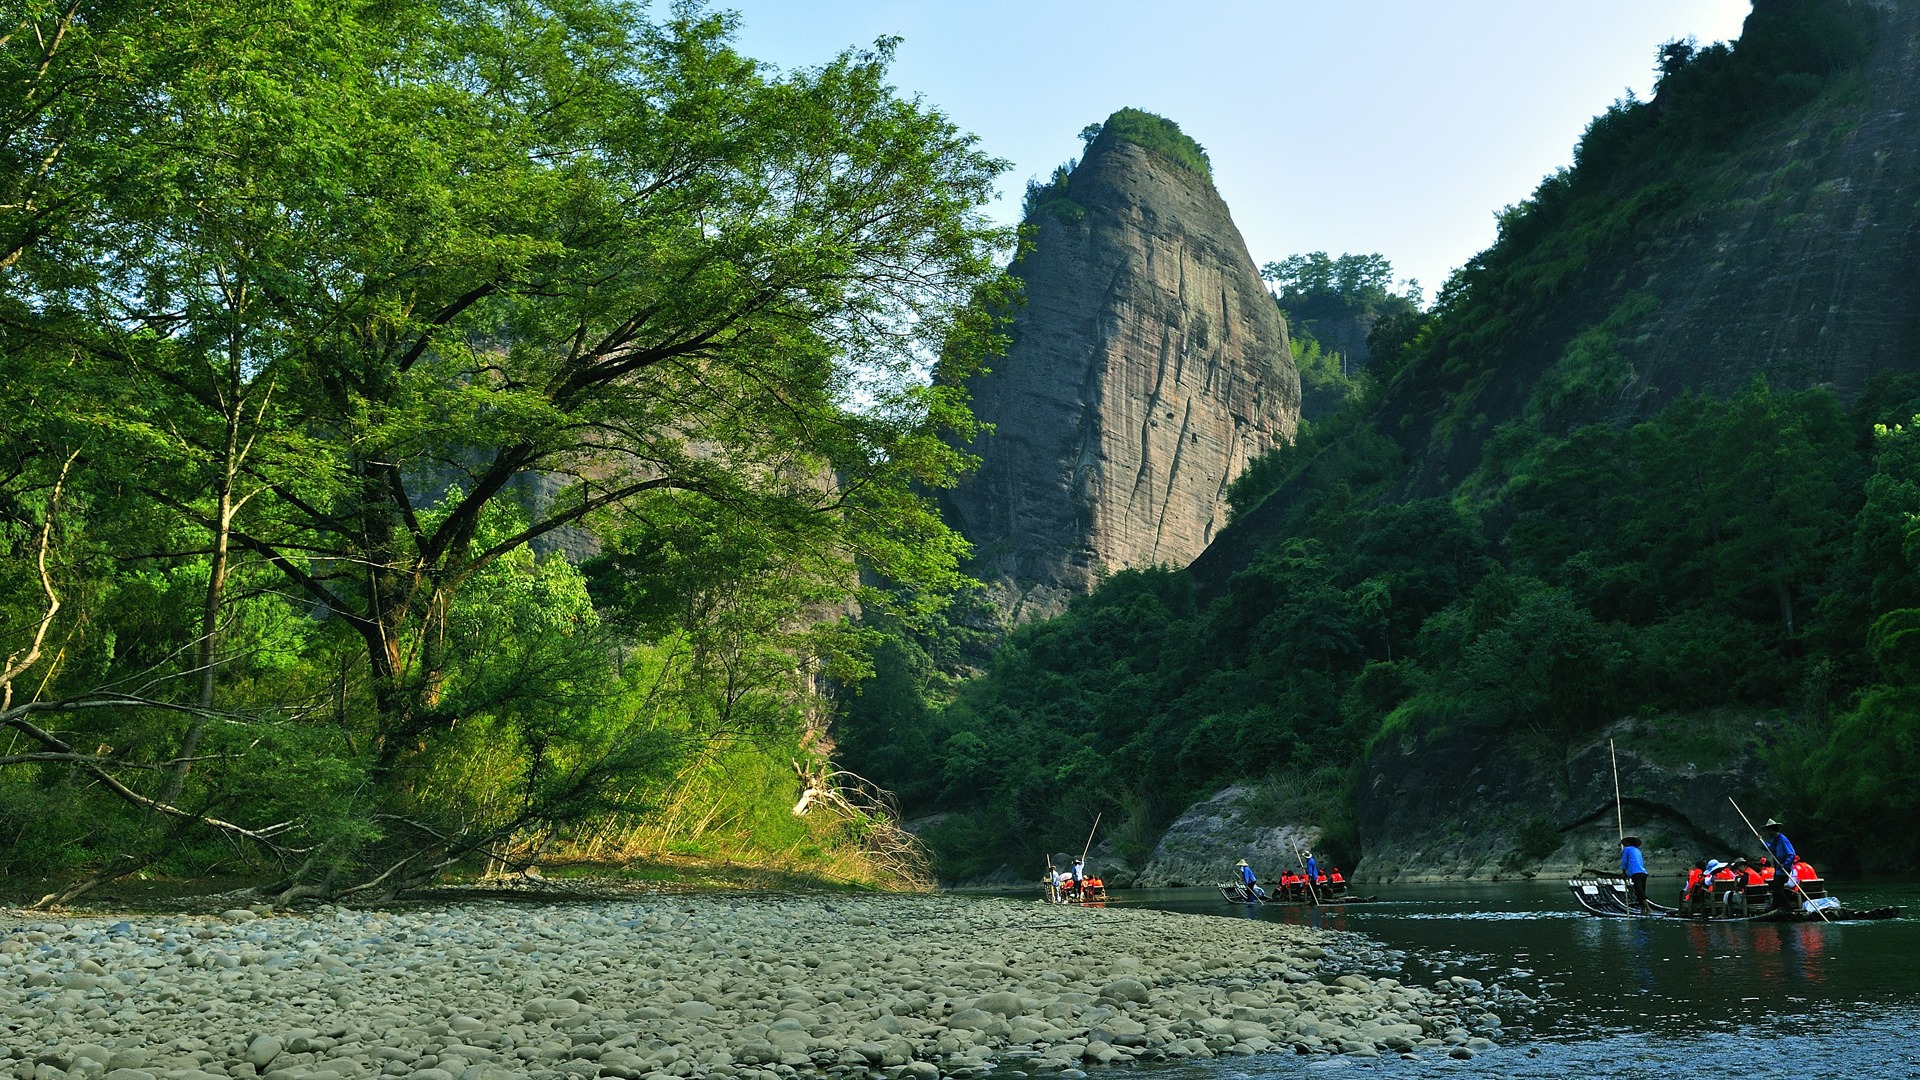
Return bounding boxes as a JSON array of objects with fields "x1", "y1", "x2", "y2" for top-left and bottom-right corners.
[{"x1": 941, "y1": 138, "x2": 1298, "y2": 619}]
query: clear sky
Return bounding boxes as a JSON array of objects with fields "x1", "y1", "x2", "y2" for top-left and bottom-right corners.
[{"x1": 719, "y1": 1, "x2": 1753, "y2": 299}]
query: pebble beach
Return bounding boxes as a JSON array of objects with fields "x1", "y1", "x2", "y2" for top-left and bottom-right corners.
[{"x1": 0, "y1": 895, "x2": 1503, "y2": 1080}]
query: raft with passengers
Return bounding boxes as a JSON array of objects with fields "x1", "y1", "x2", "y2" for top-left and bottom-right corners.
[
  {"x1": 1043, "y1": 860, "x2": 1109, "y2": 904},
  {"x1": 1219, "y1": 850, "x2": 1377, "y2": 905},
  {"x1": 1573, "y1": 814, "x2": 1900, "y2": 923},
  {"x1": 1043, "y1": 814, "x2": 1111, "y2": 904}
]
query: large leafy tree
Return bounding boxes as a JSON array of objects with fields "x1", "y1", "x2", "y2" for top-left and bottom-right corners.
[{"x1": 1, "y1": 0, "x2": 1008, "y2": 892}]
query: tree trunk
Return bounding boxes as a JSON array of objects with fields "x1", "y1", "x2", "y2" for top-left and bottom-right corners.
[{"x1": 160, "y1": 369, "x2": 244, "y2": 808}]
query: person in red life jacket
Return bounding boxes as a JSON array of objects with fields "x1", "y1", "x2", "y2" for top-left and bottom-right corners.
[
  {"x1": 1793, "y1": 857, "x2": 1819, "y2": 898},
  {"x1": 1722, "y1": 857, "x2": 1758, "y2": 915},
  {"x1": 1682, "y1": 861, "x2": 1706, "y2": 912},
  {"x1": 1329, "y1": 867, "x2": 1346, "y2": 892},
  {"x1": 1756, "y1": 857, "x2": 1775, "y2": 883}
]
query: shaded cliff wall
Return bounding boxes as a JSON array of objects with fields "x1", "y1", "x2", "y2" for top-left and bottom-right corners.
[
  {"x1": 1357, "y1": 715, "x2": 1782, "y2": 883},
  {"x1": 942, "y1": 140, "x2": 1299, "y2": 620}
]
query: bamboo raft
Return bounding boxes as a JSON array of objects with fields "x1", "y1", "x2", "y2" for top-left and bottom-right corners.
[
  {"x1": 1217, "y1": 882, "x2": 1377, "y2": 906},
  {"x1": 1568, "y1": 877, "x2": 1900, "y2": 922}
]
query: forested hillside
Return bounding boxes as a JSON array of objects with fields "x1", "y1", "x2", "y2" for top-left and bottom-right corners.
[
  {"x1": 0, "y1": 2, "x2": 1009, "y2": 903},
  {"x1": 834, "y1": 0, "x2": 1920, "y2": 878}
]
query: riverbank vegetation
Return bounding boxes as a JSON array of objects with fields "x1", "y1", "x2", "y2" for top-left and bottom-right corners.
[{"x1": 0, "y1": 1, "x2": 1009, "y2": 903}]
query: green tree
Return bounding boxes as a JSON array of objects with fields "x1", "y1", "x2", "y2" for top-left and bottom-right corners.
[{"x1": 2, "y1": 1, "x2": 1010, "y2": 895}]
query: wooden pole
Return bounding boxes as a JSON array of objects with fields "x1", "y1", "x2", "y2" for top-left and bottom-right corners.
[
  {"x1": 1079, "y1": 812, "x2": 1102, "y2": 869},
  {"x1": 1610, "y1": 739, "x2": 1624, "y2": 844},
  {"x1": 1291, "y1": 839, "x2": 1322, "y2": 906},
  {"x1": 1729, "y1": 797, "x2": 1829, "y2": 923}
]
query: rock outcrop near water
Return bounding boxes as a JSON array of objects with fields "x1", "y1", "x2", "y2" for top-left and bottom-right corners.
[
  {"x1": 942, "y1": 122, "x2": 1298, "y2": 620},
  {"x1": 1357, "y1": 717, "x2": 1776, "y2": 882},
  {"x1": 1, "y1": 896, "x2": 1507, "y2": 1075},
  {"x1": 1131, "y1": 785, "x2": 1325, "y2": 888}
]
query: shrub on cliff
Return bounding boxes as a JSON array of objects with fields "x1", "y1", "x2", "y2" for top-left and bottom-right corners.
[{"x1": 1082, "y1": 108, "x2": 1211, "y2": 177}]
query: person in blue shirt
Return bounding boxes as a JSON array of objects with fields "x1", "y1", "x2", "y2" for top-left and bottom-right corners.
[
  {"x1": 1304, "y1": 851, "x2": 1320, "y2": 886},
  {"x1": 1763, "y1": 818, "x2": 1798, "y2": 911},
  {"x1": 1620, "y1": 836, "x2": 1651, "y2": 914},
  {"x1": 1235, "y1": 859, "x2": 1265, "y2": 900}
]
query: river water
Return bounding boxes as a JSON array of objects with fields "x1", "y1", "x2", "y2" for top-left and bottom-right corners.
[{"x1": 1091, "y1": 879, "x2": 1920, "y2": 1079}]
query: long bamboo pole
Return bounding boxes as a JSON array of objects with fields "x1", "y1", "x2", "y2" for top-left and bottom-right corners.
[
  {"x1": 1610, "y1": 739, "x2": 1624, "y2": 844},
  {"x1": 1729, "y1": 797, "x2": 1829, "y2": 923},
  {"x1": 1079, "y1": 812, "x2": 1102, "y2": 868},
  {"x1": 1291, "y1": 839, "x2": 1322, "y2": 906}
]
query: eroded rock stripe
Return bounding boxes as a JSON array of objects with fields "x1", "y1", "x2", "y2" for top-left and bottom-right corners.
[{"x1": 0, "y1": 896, "x2": 1498, "y2": 1080}]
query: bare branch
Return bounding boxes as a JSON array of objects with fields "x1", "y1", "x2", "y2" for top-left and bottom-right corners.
[{"x1": 1, "y1": 451, "x2": 76, "y2": 713}]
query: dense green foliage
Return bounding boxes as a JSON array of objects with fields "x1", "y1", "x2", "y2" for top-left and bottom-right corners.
[
  {"x1": 1259, "y1": 252, "x2": 1422, "y2": 427},
  {"x1": 842, "y1": 377, "x2": 1920, "y2": 876},
  {"x1": 1019, "y1": 108, "x2": 1211, "y2": 227},
  {"x1": 1082, "y1": 108, "x2": 1211, "y2": 177},
  {"x1": 0, "y1": 0, "x2": 1007, "y2": 899},
  {"x1": 1022, "y1": 162, "x2": 1085, "y2": 224},
  {"x1": 1388, "y1": 0, "x2": 1877, "y2": 454}
]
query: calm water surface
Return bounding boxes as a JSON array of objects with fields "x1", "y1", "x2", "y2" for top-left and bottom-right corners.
[{"x1": 1089, "y1": 879, "x2": 1920, "y2": 1078}]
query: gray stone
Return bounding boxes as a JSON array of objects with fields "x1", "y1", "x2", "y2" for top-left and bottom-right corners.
[
  {"x1": 243, "y1": 1037, "x2": 283, "y2": 1069},
  {"x1": 969, "y1": 993, "x2": 1022, "y2": 1017}
]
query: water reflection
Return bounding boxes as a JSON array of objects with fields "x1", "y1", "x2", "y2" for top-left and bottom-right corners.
[{"x1": 1105, "y1": 879, "x2": 1916, "y2": 1057}]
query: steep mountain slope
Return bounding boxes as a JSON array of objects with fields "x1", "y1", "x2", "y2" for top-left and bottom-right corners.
[
  {"x1": 1200, "y1": 0, "x2": 1915, "y2": 588},
  {"x1": 1387, "y1": 0, "x2": 1915, "y2": 498},
  {"x1": 856, "y1": 1, "x2": 1920, "y2": 883},
  {"x1": 939, "y1": 112, "x2": 1298, "y2": 621}
]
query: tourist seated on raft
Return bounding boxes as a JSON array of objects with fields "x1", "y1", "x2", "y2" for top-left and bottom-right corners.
[
  {"x1": 1719, "y1": 858, "x2": 1757, "y2": 915},
  {"x1": 1329, "y1": 867, "x2": 1346, "y2": 891},
  {"x1": 1682, "y1": 861, "x2": 1708, "y2": 913}
]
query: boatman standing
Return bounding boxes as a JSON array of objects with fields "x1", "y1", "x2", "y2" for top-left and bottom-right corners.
[
  {"x1": 1236, "y1": 859, "x2": 1265, "y2": 900},
  {"x1": 1762, "y1": 818, "x2": 1798, "y2": 911},
  {"x1": 1621, "y1": 835, "x2": 1651, "y2": 915}
]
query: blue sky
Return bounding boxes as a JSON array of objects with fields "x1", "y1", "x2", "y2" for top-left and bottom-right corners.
[{"x1": 721, "y1": 1, "x2": 1753, "y2": 299}]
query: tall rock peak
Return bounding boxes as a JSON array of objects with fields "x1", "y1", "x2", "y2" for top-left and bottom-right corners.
[{"x1": 942, "y1": 111, "x2": 1299, "y2": 620}]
